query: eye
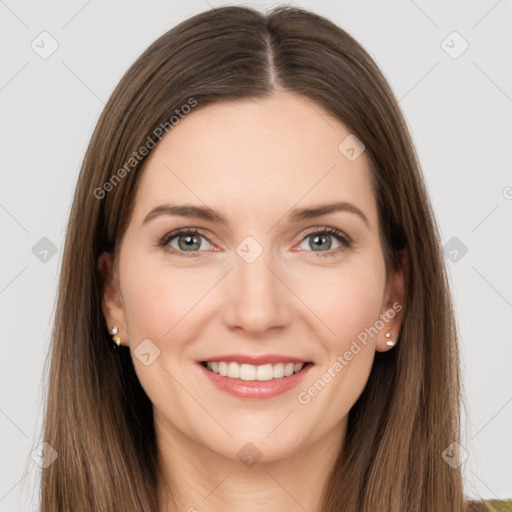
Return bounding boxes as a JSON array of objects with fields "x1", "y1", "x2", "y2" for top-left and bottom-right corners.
[
  {"x1": 297, "y1": 227, "x2": 352, "y2": 257},
  {"x1": 159, "y1": 228, "x2": 213, "y2": 256},
  {"x1": 158, "y1": 226, "x2": 352, "y2": 258}
]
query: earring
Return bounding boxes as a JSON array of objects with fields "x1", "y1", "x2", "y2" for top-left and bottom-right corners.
[
  {"x1": 109, "y1": 326, "x2": 121, "y2": 346},
  {"x1": 385, "y1": 326, "x2": 396, "y2": 347}
]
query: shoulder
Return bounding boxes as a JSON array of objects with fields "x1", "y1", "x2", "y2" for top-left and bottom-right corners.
[{"x1": 467, "y1": 499, "x2": 512, "y2": 511}]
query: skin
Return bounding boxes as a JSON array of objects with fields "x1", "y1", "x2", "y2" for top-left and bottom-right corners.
[{"x1": 98, "y1": 91, "x2": 405, "y2": 512}]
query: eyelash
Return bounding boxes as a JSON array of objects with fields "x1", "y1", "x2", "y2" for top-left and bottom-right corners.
[{"x1": 157, "y1": 227, "x2": 352, "y2": 258}]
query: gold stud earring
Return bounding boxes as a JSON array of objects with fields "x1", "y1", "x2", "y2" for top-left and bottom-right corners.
[{"x1": 109, "y1": 326, "x2": 121, "y2": 346}]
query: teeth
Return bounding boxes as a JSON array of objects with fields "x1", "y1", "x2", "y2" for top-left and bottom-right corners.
[
  {"x1": 227, "y1": 361, "x2": 240, "y2": 378},
  {"x1": 256, "y1": 364, "x2": 273, "y2": 381},
  {"x1": 218, "y1": 362, "x2": 228, "y2": 376},
  {"x1": 273, "y1": 363, "x2": 285, "y2": 378},
  {"x1": 204, "y1": 361, "x2": 305, "y2": 380},
  {"x1": 240, "y1": 364, "x2": 256, "y2": 381},
  {"x1": 285, "y1": 363, "x2": 294, "y2": 376}
]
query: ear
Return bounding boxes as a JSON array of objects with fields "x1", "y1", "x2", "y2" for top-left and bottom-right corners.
[
  {"x1": 97, "y1": 251, "x2": 129, "y2": 347},
  {"x1": 375, "y1": 251, "x2": 406, "y2": 353}
]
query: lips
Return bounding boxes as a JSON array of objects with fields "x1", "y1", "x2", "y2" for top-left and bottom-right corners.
[{"x1": 197, "y1": 354, "x2": 313, "y2": 398}]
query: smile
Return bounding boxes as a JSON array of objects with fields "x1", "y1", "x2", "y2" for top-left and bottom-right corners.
[
  {"x1": 198, "y1": 360, "x2": 313, "y2": 399},
  {"x1": 202, "y1": 361, "x2": 306, "y2": 381}
]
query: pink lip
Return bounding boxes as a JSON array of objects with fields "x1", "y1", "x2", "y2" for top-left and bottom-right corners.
[
  {"x1": 198, "y1": 354, "x2": 309, "y2": 365},
  {"x1": 198, "y1": 362, "x2": 313, "y2": 399}
]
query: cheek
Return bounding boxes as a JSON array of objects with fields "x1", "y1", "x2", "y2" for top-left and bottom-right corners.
[
  {"x1": 292, "y1": 258, "x2": 387, "y2": 349},
  {"x1": 118, "y1": 253, "x2": 211, "y2": 407},
  {"x1": 293, "y1": 265, "x2": 385, "y2": 420},
  {"x1": 119, "y1": 251, "x2": 213, "y2": 342}
]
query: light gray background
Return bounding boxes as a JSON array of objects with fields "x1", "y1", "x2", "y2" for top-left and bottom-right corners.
[{"x1": 1, "y1": 0, "x2": 511, "y2": 509}]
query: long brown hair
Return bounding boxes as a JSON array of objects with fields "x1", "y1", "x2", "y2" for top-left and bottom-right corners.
[{"x1": 35, "y1": 5, "x2": 470, "y2": 511}]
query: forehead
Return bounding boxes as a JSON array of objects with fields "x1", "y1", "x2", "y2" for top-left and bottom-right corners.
[{"x1": 131, "y1": 92, "x2": 377, "y2": 228}]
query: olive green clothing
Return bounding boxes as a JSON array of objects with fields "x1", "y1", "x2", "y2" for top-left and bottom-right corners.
[{"x1": 468, "y1": 499, "x2": 512, "y2": 511}]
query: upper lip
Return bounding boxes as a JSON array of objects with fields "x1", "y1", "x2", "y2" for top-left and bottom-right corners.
[{"x1": 198, "y1": 354, "x2": 311, "y2": 365}]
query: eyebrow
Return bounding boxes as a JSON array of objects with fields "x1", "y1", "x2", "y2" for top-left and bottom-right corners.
[{"x1": 142, "y1": 201, "x2": 370, "y2": 228}]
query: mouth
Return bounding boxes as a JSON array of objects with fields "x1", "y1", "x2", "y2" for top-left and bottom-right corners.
[
  {"x1": 198, "y1": 359, "x2": 313, "y2": 399},
  {"x1": 200, "y1": 360, "x2": 312, "y2": 381}
]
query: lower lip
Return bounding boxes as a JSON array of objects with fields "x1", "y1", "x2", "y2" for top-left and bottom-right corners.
[{"x1": 198, "y1": 363, "x2": 313, "y2": 399}]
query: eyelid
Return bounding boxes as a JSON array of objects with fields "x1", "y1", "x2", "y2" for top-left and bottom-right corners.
[{"x1": 299, "y1": 226, "x2": 351, "y2": 244}]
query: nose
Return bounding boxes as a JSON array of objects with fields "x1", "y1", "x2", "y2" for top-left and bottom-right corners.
[{"x1": 220, "y1": 245, "x2": 293, "y2": 335}]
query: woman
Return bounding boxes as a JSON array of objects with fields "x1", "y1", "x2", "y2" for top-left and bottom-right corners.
[{"x1": 36, "y1": 5, "x2": 507, "y2": 511}]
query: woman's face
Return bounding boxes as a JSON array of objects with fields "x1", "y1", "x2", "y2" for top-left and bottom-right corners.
[{"x1": 99, "y1": 91, "x2": 404, "y2": 463}]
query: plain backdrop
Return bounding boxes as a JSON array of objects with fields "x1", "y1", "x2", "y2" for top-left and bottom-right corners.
[{"x1": 1, "y1": 0, "x2": 511, "y2": 509}]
